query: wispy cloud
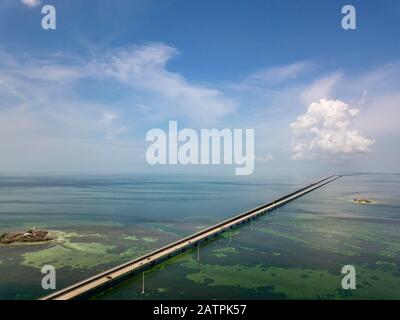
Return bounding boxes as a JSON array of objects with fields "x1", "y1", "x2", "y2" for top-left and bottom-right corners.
[
  {"x1": 0, "y1": 43, "x2": 238, "y2": 171},
  {"x1": 254, "y1": 154, "x2": 274, "y2": 162},
  {"x1": 21, "y1": 0, "x2": 41, "y2": 8},
  {"x1": 0, "y1": 51, "x2": 126, "y2": 141},
  {"x1": 0, "y1": 43, "x2": 236, "y2": 137},
  {"x1": 91, "y1": 43, "x2": 235, "y2": 123},
  {"x1": 248, "y1": 61, "x2": 313, "y2": 84},
  {"x1": 300, "y1": 73, "x2": 343, "y2": 106}
]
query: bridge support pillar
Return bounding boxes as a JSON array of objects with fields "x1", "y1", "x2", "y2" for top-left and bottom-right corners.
[{"x1": 141, "y1": 272, "x2": 145, "y2": 294}]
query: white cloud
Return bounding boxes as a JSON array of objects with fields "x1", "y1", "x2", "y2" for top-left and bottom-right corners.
[
  {"x1": 92, "y1": 43, "x2": 235, "y2": 123},
  {"x1": 0, "y1": 52, "x2": 126, "y2": 142},
  {"x1": 22, "y1": 64, "x2": 83, "y2": 82},
  {"x1": 0, "y1": 43, "x2": 238, "y2": 172},
  {"x1": 21, "y1": 0, "x2": 41, "y2": 8},
  {"x1": 0, "y1": 43, "x2": 235, "y2": 139},
  {"x1": 290, "y1": 99, "x2": 374, "y2": 159}
]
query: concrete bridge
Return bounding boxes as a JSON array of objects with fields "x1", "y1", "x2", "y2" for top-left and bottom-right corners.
[{"x1": 41, "y1": 175, "x2": 341, "y2": 300}]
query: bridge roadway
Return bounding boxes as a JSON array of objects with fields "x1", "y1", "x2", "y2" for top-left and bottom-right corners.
[{"x1": 41, "y1": 175, "x2": 341, "y2": 300}]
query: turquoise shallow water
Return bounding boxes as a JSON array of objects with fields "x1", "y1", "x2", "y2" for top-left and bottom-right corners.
[{"x1": 0, "y1": 173, "x2": 399, "y2": 299}]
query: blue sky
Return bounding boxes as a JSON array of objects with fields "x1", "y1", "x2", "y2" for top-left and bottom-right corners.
[{"x1": 0, "y1": 0, "x2": 399, "y2": 175}]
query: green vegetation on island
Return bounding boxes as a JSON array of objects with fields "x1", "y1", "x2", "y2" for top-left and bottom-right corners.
[
  {"x1": 352, "y1": 198, "x2": 376, "y2": 205},
  {"x1": 0, "y1": 229, "x2": 52, "y2": 244}
]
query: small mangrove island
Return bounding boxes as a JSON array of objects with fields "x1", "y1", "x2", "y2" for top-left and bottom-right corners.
[
  {"x1": 352, "y1": 198, "x2": 376, "y2": 205},
  {"x1": 0, "y1": 229, "x2": 52, "y2": 244}
]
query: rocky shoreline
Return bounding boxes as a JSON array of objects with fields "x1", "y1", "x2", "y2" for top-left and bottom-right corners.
[{"x1": 0, "y1": 229, "x2": 52, "y2": 244}]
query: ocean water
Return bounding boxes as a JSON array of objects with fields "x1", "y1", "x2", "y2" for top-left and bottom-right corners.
[{"x1": 0, "y1": 174, "x2": 399, "y2": 299}]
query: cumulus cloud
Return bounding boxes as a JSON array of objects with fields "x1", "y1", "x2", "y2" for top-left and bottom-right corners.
[
  {"x1": 21, "y1": 0, "x2": 41, "y2": 8},
  {"x1": 290, "y1": 99, "x2": 374, "y2": 159}
]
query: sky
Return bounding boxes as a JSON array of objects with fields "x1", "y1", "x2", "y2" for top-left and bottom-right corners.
[{"x1": 0, "y1": 0, "x2": 399, "y2": 176}]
